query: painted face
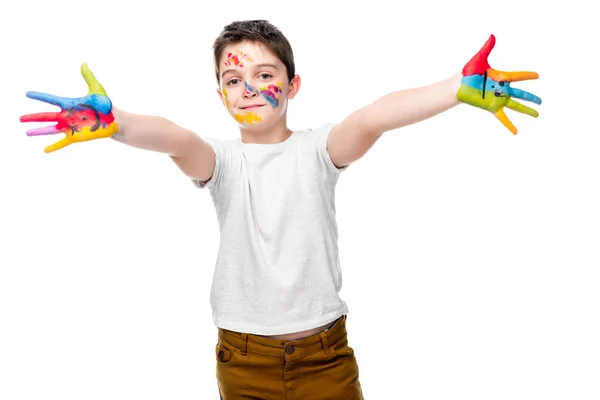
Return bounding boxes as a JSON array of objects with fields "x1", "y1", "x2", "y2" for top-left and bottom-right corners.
[{"x1": 218, "y1": 41, "x2": 290, "y2": 128}]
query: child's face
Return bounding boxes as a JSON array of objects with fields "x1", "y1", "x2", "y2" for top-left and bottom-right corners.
[{"x1": 217, "y1": 41, "x2": 299, "y2": 129}]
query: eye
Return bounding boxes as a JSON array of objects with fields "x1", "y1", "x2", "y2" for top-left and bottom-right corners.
[
  {"x1": 226, "y1": 78, "x2": 241, "y2": 86},
  {"x1": 259, "y1": 73, "x2": 273, "y2": 80}
]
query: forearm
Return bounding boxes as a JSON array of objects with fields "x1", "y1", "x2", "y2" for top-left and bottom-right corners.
[
  {"x1": 363, "y1": 73, "x2": 462, "y2": 136},
  {"x1": 111, "y1": 108, "x2": 197, "y2": 157}
]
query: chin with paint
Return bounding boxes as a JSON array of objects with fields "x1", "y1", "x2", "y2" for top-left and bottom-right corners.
[{"x1": 216, "y1": 40, "x2": 300, "y2": 141}]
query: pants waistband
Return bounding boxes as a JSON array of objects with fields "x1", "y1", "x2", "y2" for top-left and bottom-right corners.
[{"x1": 218, "y1": 315, "x2": 347, "y2": 360}]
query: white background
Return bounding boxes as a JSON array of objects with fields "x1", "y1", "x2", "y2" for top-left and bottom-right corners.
[{"x1": 1, "y1": 0, "x2": 598, "y2": 399}]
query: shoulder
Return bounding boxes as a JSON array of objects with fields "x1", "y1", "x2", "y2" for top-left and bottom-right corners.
[
  {"x1": 204, "y1": 136, "x2": 239, "y2": 152},
  {"x1": 192, "y1": 136, "x2": 241, "y2": 190},
  {"x1": 296, "y1": 123, "x2": 337, "y2": 139},
  {"x1": 295, "y1": 123, "x2": 346, "y2": 175},
  {"x1": 294, "y1": 123, "x2": 337, "y2": 149}
]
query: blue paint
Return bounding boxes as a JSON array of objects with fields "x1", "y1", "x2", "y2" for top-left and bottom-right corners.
[
  {"x1": 262, "y1": 93, "x2": 279, "y2": 108},
  {"x1": 461, "y1": 75, "x2": 541, "y2": 105},
  {"x1": 26, "y1": 91, "x2": 113, "y2": 114},
  {"x1": 244, "y1": 81, "x2": 258, "y2": 94}
]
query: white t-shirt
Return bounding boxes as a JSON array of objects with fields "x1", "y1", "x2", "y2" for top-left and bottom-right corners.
[{"x1": 194, "y1": 123, "x2": 349, "y2": 335}]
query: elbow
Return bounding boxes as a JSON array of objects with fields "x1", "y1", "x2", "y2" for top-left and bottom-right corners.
[{"x1": 356, "y1": 105, "x2": 386, "y2": 138}]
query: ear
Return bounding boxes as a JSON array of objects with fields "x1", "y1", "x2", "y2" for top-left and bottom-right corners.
[
  {"x1": 287, "y1": 75, "x2": 301, "y2": 100},
  {"x1": 217, "y1": 88, "x2": 227, "y2": 107}
]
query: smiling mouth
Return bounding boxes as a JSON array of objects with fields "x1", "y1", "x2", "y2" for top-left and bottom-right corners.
[{"x1": 241, "y1": 105, "x2": 265, "y2": 110}]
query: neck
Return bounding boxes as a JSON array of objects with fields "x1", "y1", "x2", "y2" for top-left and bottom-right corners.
[{"x1": 240, "y1": 116, "x2": 291, "y2": 144}]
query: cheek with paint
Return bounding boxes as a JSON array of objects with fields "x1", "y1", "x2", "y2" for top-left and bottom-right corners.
[
  {"x1": 234, "y1": 82, "x2": 284, "y2": 125},
  {"x1": 258, "y1": 82, "x2": 283, "y2": 108},
  {"x1": 222, "y1": 89, "x2": 229, "y2": 106},
  {"x1": 242, "y1": 81, "x2": 283, "y2": 107}
]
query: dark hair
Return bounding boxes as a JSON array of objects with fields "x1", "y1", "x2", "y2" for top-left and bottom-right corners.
[{"x1": 212, "y1": 20, "x2": 295, "y2": 84}]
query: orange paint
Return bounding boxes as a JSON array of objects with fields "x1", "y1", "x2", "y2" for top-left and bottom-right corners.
[{"x1": 224, "y1": 50, "x2": 254, "y2": 68}]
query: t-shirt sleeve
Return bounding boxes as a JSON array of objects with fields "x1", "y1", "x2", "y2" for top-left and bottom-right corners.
[
  {"x1": 310, "y1": 122, "x2": 349, "y2": 176},
  {"x1": 191, "y1": 137, "x2": 232, "y2": 191}
]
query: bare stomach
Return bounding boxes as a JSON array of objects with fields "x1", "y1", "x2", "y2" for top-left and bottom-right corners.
[{"x1": 258, "y1": 319, "x2": 338, "y2": 340}]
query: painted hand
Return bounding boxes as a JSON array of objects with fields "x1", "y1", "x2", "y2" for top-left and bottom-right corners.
[
  {"x1": 20, "y1": 64, "x2": 118, "y2": 153},
  {"x1": 457, "y1": 35, "x2": 541, "y2": 134}
]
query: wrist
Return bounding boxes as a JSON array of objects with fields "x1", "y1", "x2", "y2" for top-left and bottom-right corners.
[
  {"x1": 451, "y1": 72, "x2": 462, "y2": 93},
  {"x1": 110, "y1": 107, "x2": 125, "y2": 138},
  {"x1": 448, "y1": 72, "x2": 463, "y2": 106}
]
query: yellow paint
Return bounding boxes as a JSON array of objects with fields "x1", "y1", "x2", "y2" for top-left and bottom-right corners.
[
  {"x1": 44, "y1": 63, "x2": 119, "y2": 153},
  {"x1": 494, "y1": 109, "x2": 517, "y2": 135},
  {"x1": 258, "y1": 82, "x2": 282, "y2": 91},
  {"x1": 81, "y1": 63, "x2": 108, "y2": 96},
  {"x1": 235, "y1": 112, "x2": 262, "y2": 125},
  {"x1": 222, "y1": 89, "x2": 229, "y2": 105},
  {"x1": 45, "y1": 122, "x2": 119, "y2": 153},
  {"x1": 224, "y1": 50, "x2": 254, "y2": 67}
]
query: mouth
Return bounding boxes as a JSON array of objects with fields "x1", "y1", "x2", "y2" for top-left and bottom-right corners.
[{"x1": 240, "y1": 104, "x2": 265, "y2": 110}]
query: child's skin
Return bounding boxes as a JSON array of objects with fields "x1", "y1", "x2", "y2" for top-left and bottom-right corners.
[
  {"x1": 111, "y1": 40, "x2": 462, "y2": 340},
  {"x1": 216, "y1": 41, "x2": 300, "y2": 145}
]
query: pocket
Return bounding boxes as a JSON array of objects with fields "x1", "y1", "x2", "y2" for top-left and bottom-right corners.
[
  {"x1": 315, "y1": 342, "x2": 354, "y2": 363},
  {"x1": 215, "y1": 342, "x2": 234, "y2": 364}
]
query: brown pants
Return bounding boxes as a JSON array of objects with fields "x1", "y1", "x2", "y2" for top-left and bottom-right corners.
[{"x1": 215, "y1": 314, "x2": 364, "y2": 399}]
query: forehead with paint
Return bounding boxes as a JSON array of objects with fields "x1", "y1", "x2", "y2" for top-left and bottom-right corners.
[{"x1": 219, "y1": 41, "x2": 285, "y2": 81}]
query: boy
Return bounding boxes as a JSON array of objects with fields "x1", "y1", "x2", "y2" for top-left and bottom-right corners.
[{"x1": 20, "y1": 19, "x2": 541, "y2": 400}]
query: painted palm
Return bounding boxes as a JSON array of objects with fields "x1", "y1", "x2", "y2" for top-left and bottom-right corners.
[
  {"x1": 21, "y1": 64, "x2": 118, "y2": 153},
  {"x1": 457, "y1": 35, "x2": 541, "y2": 134}
]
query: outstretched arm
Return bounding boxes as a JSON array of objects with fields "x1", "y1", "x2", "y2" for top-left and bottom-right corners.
[
  {"x1": 20, "y1": 64, "x2": 216, "y2": 182},
  {"x1": 111, "y1": 109, "x2": 216, "y2": 182},
  {"x1": 327, "y1": 73, "x2": 461, "y2": 168},
  {"x1": 327, "y1": 35, "x2": 541, "y2": 169}
]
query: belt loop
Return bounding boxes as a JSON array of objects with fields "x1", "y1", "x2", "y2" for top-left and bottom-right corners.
[
  {"x1": 319, "y1": 332, "x2": 331, "y2": 354},
  {"x1": 240, "y1": 333, "x2": 248, "y2": 356}
]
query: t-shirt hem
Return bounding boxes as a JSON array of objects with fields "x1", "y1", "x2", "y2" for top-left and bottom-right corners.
[{"x1": 213, "y1": 306, "x2": 349, "y2": 336}]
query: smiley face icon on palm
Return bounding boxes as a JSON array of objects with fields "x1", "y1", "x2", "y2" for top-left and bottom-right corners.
[
  {"x1": 457, "y1": 35, "x2": 542, "y2": 134},
  {"x1": 20, "y1": 63, "x2": 119, "y2": 153}
]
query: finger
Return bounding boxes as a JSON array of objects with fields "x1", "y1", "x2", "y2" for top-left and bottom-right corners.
[
  {"x1": 462, "y1": 34, "x2": 495, "y2": 76},
  {"x1": 20, "y1": 112, "x2": 59, "y2": 123},
  {"x1": 26, "y1": 125, "x2": 61, "y2": 136},
  {"x1": 26, "y1": 90, "x2": 110, "y2": 115},
  {"x1": 494, "y1": 108, "x2": 517, "y2": 134},
  {"x1": 488, "y1": 69, "x2": 538, "y2": 82},
  {"x1": 81, "y1": 63, "x2": 108, "y2": 96},
  {"x1": 505, "y1": 98, "x2": 539, "y2": 118},
  {"x1": 25, "y1": 91, "x2": 76, "y2": 109},
  {"x1": 44, "y1": 138, "x2": 71, "y2": 153},
  {"x1": 509, "y1": 87, "x2": 542, "y2": 105}
]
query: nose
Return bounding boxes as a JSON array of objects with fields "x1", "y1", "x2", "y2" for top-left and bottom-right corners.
[{"x1": 243, "y1": 81, "x2": 259, "y2": 98}]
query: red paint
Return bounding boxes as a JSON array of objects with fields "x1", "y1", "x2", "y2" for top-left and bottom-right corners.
[
  {"x1": 462, "y1": 34, "x2": 495, "y2": 76},
  {"x1": 21, "y1": 107, "x2": 115, "y2": 134}
]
